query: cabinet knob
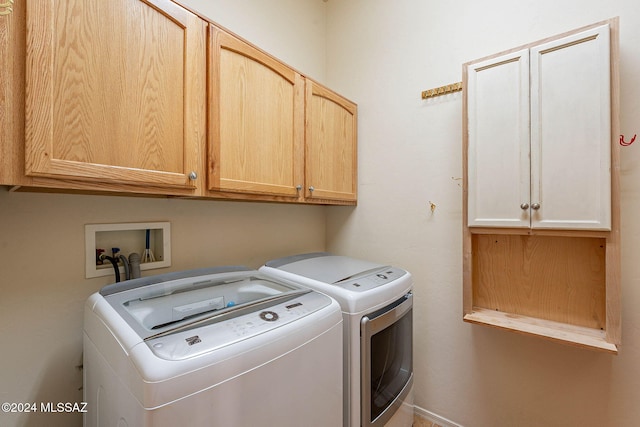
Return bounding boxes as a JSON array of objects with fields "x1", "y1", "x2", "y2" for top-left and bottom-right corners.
[
  {"x1": 188, "y1": 171, "x2": 197, "y2": 180},
  {"x1": 308, "y1": 186, "x2": 315, "y2": 193},
  {"x1": 296, "y1": 185, "x2": 302, "y2": 191},
  {"x1": 520, "y1": 203, "x2": 529, "y2": 210},
  {"x1": 531, "y1": 202, "x2": 541, "y2": 210}
]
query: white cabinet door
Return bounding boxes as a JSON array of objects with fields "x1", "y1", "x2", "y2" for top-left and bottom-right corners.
[
  {"x1": 467, "y1": 49, "x2": 530, "y2": 228},
  {"x1": 530, "y1": 24, "x2": 611, "y2": 230},
  {"x1": 466, "y1": 23, "x2": 612, "y2": 231}
]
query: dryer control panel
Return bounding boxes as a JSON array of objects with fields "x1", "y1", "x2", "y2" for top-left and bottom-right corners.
[
  {"x1": 145, "y1": 291, "x2": 332, "y2": 361},
  {"x1": 336, "y1": 267, "x2": 407, "y2": 293}
]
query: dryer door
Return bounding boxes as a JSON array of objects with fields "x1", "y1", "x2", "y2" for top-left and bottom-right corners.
[{"x1": 360, "y1": 292, "x2": 413, "y2": 427}]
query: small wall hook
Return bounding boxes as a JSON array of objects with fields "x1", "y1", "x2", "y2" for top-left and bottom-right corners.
[{"x1": 620, "y1": 134, "x2": 636, "y2": 146}]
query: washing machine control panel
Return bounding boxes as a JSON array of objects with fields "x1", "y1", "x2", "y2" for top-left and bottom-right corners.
[
  {"x1": 337, "y1": 267, "x2": 407, "y2": 292},
  {"x1": 146, "y1": 291, "x2": 332, "y2": 361}
]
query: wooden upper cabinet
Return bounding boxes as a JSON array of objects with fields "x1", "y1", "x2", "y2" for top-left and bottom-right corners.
[
  {"x1": 305, "y1": 81, "x2": 357, "y2": 202},
  {"x1": 24, "y1": 0, "x2": 206, "y2": 190},
  {"x1": 17, "y1": 1, "x2": 356, "y2": 203},
  {"x1": 208, "y1": 25, "x2": 305, "y2": 198}
]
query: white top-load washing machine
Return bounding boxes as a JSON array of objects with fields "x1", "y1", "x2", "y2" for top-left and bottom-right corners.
[
  {"x1": 260, "y1": 253, "x2": 414, "y2": 427},
  {"x1": 83, "y1": 266, "x2": 343, "y2": 427}
]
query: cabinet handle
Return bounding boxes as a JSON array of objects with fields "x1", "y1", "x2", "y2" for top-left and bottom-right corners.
[
  {"x1": 308, "y1": 186, "x2": 315, "y2": 193},
  {"x1": 296, "y1": 185, "x2": 302, "y2": 191},
  {"x1": 520, "y1": 203, "x2": 529, "y2": 210},
  {"x1": 188, "y1": 171, "x2": 197, "y2": 180},
  {"x1": 531, "y1": 202, "x2": 541, "y2": 210}
]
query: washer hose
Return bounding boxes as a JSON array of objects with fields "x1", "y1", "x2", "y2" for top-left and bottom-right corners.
[
  {"x1": 118, "y1": 255, "x2": 130, "y2": 281},
  {"x1": 129, "y1": 252, "x2": 141, "y2": 279},
  {"x1": 102, "y1": 255, "x2": 121, "y2": 283}
]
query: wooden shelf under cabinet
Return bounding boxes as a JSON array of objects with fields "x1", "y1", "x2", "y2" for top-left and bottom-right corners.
[
  {"x1": 463, "y1": 233, "x2": 619, "y2": 354},
  {"x1": 464, "y1": 309, "x2": 617, "y2": 354}
]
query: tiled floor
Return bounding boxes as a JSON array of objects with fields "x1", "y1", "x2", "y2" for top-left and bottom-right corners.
[{"x1": 413, "y1": 413, "x2": 444, "y2": 427}]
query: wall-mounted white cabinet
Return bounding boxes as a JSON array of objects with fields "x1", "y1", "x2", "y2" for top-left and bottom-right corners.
[
  {"x1": 467, "y1": 49, "x2": 530, "y2": 228},
  {"x1": 467, "y1": 24, "x2": 611, "y2": 231},
  {"x1": 463, "y1": 18, "x2": 620, "y2": 353}
]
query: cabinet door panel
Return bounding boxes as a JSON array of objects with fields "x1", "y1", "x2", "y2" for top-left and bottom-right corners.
[
  {"x1": 305, "y1": 82, "x2": 357, "y2": 202},
  {"x1": 466, "y1": 49, "x2": 530, "y2": 227},
  {"x1": 530, "y1": 25, "x2": 611, "y2": 230},
  {"x1": 208, "y1": 26, "x2": 304, "y2": 197},
  {"x1": 25, "y1": 0, "x2": 205, "y2": 190}
]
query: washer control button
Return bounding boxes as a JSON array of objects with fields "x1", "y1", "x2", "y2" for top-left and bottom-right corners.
[{"x1": 260, "y1": 311, "x2": 279, "y2": 322}]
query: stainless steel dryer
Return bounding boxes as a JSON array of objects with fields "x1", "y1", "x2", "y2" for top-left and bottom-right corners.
[
  {"x1": 83, "y1": 266, "x2": 343, "y2": 427},
  {"x1": 260, "y1": 253, "x2": 413, "y2": 427}
]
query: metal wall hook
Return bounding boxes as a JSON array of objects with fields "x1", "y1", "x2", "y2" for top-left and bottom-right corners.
[
  {"x1": 421, "y1": 82, "x2": 463, "y2": 99},
  {"x1": 0, "y1": 0, "x2": 14, "y2": 16}
]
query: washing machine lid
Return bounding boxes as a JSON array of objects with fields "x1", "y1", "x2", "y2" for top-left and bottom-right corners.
[
  {"x1": 99, "y1": 266, "x2": 311, "y2": 342},
  {"x1": 265, "y1": 252, "x2": 386, "y2": 284}
]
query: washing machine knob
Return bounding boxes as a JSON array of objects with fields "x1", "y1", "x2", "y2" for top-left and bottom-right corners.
[{"x1": 260, "y1": 311, "x2": 279, "y2": 322}]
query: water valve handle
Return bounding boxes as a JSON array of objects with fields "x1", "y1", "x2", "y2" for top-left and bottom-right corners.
[{"x1": 96, "y1": 249, "x2": 105, "y2": 265}]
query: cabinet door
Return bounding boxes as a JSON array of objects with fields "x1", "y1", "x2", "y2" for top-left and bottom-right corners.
[
  {"x1": 305, "y1": 81, "x2": 357, "y2": 202},
  {"x1": 25, "y1": 0, "x2": 206, "y2": 190},
  {"x1": 530, "y1": 25, "x2": 611, "y2": 230},
  {"x1": 466, "y1": 49, "x2": 530, "y2": 228},
  {"x1": 208, "y1": 25, "x2": 305, "y2": 198}
]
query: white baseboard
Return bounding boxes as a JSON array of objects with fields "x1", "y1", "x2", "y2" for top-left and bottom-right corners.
[{"x1": 413, "y1": 405, "x2": 464, "y2": 427}]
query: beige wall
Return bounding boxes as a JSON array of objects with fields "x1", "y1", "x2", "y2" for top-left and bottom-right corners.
[
  {"x1": 177, "y1": 0, "x2": 328, "y2": 81},
  {"x1": 0, "y1": 1, "x2": 327, "y2": 426},
  {"x1": 5, "y1": 0, "x2": 640, "y2": 426},
  {"x1": 325, "y1": 0, "x2": 640, "y2": 426},
  {"x1": 0, "y1": 191, "x2": 326, "y2": 427}
]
